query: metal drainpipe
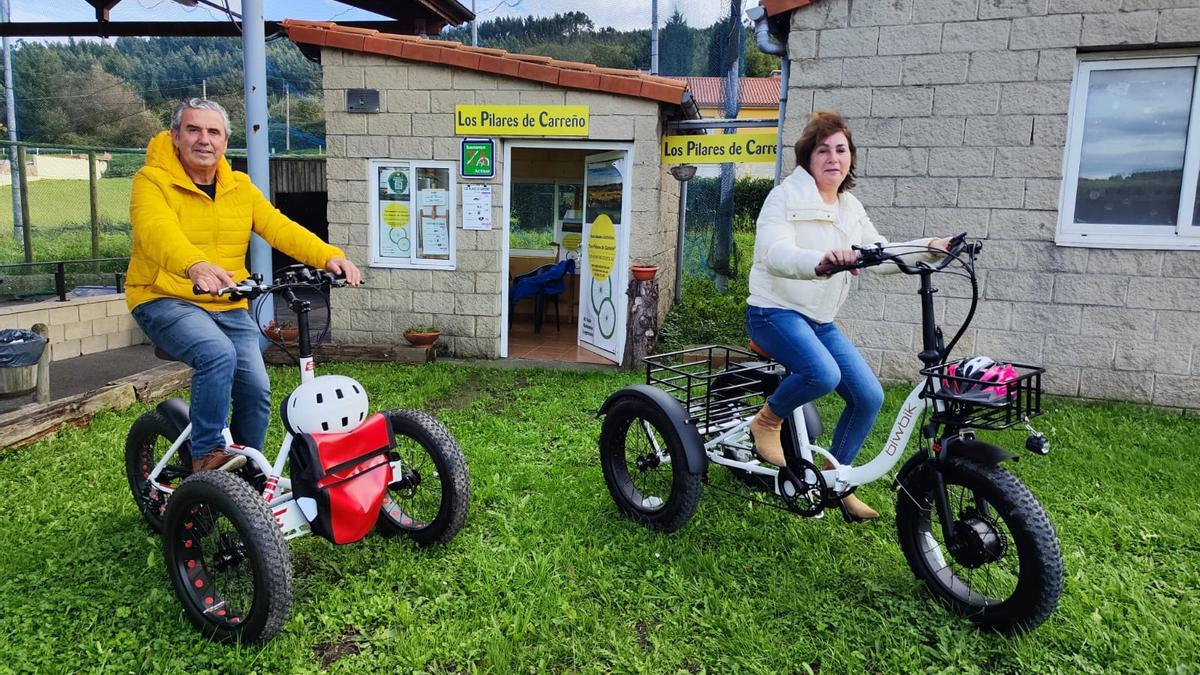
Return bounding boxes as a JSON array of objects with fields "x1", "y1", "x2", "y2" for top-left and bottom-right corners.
[{"x1": 746, "y1": 6, "x2": 789, "y2": 186}]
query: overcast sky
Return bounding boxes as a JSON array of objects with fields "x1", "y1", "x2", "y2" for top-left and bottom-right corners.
[{"x1": 20, "y1": 0, "x2": 741, "y2": 33}]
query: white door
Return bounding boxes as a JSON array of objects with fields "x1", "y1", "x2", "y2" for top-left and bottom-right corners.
[{"x1": 578, "y1": 151, "x2": 631, "y2": 364}]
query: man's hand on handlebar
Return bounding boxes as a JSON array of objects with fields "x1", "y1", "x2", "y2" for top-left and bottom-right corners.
[
  {"x1": 814, "y1": 248, "x2": 861, "y2": 277},
  {"x1": 325, "y1": 257, "x2": 362, "y2": 286},
  {"x1": 187, "y1": 261, "x2": 235, "y2": 296}
]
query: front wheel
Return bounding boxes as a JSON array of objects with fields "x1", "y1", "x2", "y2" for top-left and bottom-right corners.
[
  {"x1": 376, "y1": 409, "x2": 471, "y2": 546},
  {"x1": 162, "y1": 471, "x2": 292, "y2": 644},
  {"x1": 895, "y1": 457, "x2": 1063, "y2": 633},
  {"x1": 599, "y1": 397, "x2": 702, "y2": 533},
  {"x1": 126, "y1": 409, "x2": 191, "y2": 533}
]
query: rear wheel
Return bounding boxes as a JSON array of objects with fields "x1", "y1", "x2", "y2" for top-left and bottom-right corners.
[
  {"x1": 895, "y1": 457, "x2": 1063, "y2": 633},
  {"x1": 376, "y1": 409, "x2": 470, "y2": 546},
  {"x1": 599, "y1": 397, "x2": 701, "y2": 533},
  {"x1": 125, "y1": 410, "x2": 191, "y2": 533},
  {"x1": 162, "y1": 471, "x2": 292, "y2": 644}
]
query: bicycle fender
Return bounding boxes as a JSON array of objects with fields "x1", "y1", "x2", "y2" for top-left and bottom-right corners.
[
  {"x1": 155, "y1": 397, "x2": 190, "y2": 436},
  {"x1": 598, "y1": 384, "x2": 707, "y2": 476},
  {"x1": 944, "y1": 437, "x2": 1018, "y2": 466}
]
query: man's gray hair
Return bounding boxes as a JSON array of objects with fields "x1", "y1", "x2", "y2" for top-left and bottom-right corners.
[{"x1": 170, "y1": 98, "x2": 231, "y2": 137}]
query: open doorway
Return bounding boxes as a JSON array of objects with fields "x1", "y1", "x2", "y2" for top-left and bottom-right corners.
[{"x1": 502, "y1": 143, "x2": 633, "y2": 366}]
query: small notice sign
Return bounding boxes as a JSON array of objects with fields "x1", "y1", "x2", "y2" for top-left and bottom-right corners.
[
  {"x1": 460, "y1": 138, "x2": 494, "y2": 178},
  {"x1": 462, "y1": 184, "x2": 493, "y2": 230},
  {"x1": 455, "y1": 104, "x2": 589, "y2": 136},
  {"x1": 661, "y1": 133, "x2": 777, "y2": 164}
]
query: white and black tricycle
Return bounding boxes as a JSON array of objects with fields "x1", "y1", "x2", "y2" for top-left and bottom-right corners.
[
  {"x1": 125, "y1": 266, "x2": 470, "y2": 643},
  {"x1": 598, "y1": 234, "x2": 1064, "y2": 633}
]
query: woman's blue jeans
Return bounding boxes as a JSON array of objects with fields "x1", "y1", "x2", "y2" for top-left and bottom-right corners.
[
  {"x1": 132, "y1": 299, "x2": 271, "y2": 459},
  {"x1": 746, "y1": 305, "x2": 884, "y2": 465}
]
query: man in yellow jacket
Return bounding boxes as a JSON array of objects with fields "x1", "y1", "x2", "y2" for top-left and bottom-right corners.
[{"x1": 127, "y1": 98, "x2": 361, "y2": 473}]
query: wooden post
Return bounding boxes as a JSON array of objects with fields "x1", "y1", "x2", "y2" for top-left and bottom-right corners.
[
  {"x1": 32, "y1": 323, "x2": 49, "y2": 404},
  {"x1": 88, "y1": 150, "x2": 100, "y2": 262},
  {"x1": 624, "y1": 275, "x2": 660, "y2": 371},
  {"x1": 17, "y1": 145, "x2": 31, "y2": 263}
]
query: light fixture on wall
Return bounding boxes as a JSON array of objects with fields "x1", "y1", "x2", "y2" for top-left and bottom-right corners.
[{"x1": 668, "y1": 164, "x2": 697, "y2": 304}]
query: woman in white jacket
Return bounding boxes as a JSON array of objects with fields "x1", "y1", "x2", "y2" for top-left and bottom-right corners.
[{"x1": 746, "y1": 111, "x2": 948, "y2": 521}]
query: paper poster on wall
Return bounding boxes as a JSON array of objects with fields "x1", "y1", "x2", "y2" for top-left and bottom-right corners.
[
  {"x1": 580, "y1": 213, "x2": 618, "y2": 349},
  {"x1": 462, "y1": 184, "x2": 493, "y2": 230},
  {"x1": 379, "y1": 201, "x2": 411, "y2": 258}
]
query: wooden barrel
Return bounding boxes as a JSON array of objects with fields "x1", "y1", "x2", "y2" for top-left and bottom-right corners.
[{"x1": 0, "y1": 365, "x2": 37, "y2": 399}]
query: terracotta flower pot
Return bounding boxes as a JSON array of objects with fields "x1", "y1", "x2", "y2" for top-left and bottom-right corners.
[
  {"x1": 403, "y1": 330, "x2": 441, "y2": 346},
  {"x1": 631, "y1": 265, "x2": 658, "y2": 281},
  {"x1": 265, "y1": 326, "x2": 299, "y2": 343}
]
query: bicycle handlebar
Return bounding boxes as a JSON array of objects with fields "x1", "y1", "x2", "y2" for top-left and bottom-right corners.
[
  {"x1": 192, "y1": 267, "x2": 353, "y2": 300},
  {"x1": 816, "y1": 232, "x2": 982, "y2": 277}
]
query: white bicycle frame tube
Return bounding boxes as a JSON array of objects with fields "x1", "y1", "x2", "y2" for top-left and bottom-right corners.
[{"x1": 704, "y1": 381, "x2": 934, "y2": 494}]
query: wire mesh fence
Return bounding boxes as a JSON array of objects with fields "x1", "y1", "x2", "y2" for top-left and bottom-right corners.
[{"x1": 0, "y1": 142, "x2": 143, "y2": 300}]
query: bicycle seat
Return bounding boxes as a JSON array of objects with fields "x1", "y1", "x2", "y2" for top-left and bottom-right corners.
[
  {"x1": 748, "y1": 340, "x2": 771, "y2": 360},
  {"x1": 154, "y1": 346, "x2": 181, "y2": 363}
]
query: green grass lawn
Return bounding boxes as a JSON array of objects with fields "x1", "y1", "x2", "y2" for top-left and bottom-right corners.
[
  {"x1": 0, "y1": 362, "x2": 1197, "y2": 672},
  {"x1": 0, "y1": 178, "x2": 134, "y2": 263}
]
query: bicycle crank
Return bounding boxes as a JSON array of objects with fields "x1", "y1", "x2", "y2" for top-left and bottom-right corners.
[{"x1": 776, "y1": 456, "x2": 827, "y2": 518}]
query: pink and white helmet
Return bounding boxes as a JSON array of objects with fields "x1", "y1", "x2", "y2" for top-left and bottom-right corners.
[{"x1": 945, "y1": 356, "x2": 1018, "y2": 397}]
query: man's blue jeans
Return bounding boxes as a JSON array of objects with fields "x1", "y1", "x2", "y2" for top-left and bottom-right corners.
[
  {"x1": 746, "y1": 305, "x2": 884, "y2": 465},
  {"x1": 132, "y1": 299, "x2": 271, "y2": 458}
]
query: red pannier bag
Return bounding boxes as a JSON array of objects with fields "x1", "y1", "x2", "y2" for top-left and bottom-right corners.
[{"x1": 290, "y1": 412, "x2": 395, "y2": 544}]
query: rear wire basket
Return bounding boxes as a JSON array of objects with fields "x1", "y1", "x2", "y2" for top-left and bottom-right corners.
[
  {"x1": 921, "y1": 361, "x2": 1045, "y2": 430},
  {"x1": 644, "y1": 345, "x2": 778, "y2": 434}
]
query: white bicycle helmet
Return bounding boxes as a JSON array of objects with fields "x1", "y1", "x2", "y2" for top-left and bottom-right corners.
[{"x1": 282, "y1": 374, "x2": 369, "y2": 434}]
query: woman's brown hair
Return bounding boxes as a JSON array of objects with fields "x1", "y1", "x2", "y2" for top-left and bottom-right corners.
[{"x1": 794, "y1": 110, "x2": 857, "y2": 193}]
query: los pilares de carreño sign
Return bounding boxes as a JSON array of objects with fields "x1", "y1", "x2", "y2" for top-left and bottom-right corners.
[
  {"x1": 455, "y1": 105, "x2": 589, "y2": 136},
  {"x1": 661, "y1": 133, "x2": 777, "y2": 164}
]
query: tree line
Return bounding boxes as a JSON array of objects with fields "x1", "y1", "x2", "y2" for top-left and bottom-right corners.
[{"x1": 2, "y1": 11, "x2": 779, "y2": 149}]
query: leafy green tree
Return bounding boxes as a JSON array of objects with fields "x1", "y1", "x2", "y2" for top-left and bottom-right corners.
[{"x1": 658, "y1": 9, "x2": 693, "y2": 76}]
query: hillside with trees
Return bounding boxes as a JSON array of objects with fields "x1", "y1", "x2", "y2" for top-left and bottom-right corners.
[{"x1": 1, "y1": 12, "x2": 778, "y2": 149}]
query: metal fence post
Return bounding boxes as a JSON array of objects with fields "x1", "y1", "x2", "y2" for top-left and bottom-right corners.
[
  {"x1": 54, "y1": 262, "x2": 66, "y2": 301},
  {"x1": 17, "y1": 144, "x2": 31, "y2": 263},
  {"x1": 89, "y1": 150, "x2": 100, "y2": 262}
]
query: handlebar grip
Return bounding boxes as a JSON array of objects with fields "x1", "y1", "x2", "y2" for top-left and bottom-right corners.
[{"x1": 192, "y1": 284, "x2": 206, "y2": 295}]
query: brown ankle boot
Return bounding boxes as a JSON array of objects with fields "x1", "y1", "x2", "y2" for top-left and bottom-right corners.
[
  {"x1": 840, "y1": 493, "x2": 880, "y2": 521},
  {"x1": 748, "y1": 404, "x2": 785, "y2": 467}
]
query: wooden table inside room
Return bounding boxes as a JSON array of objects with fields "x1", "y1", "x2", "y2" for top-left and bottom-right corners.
[{"x1": 509, "y1": 252, "x2": 580, "y2": 325}]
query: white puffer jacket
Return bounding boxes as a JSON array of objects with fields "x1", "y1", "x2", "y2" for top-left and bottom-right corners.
[{"x1": 747, "y1": 168, "x2": 937, "y2": 323}]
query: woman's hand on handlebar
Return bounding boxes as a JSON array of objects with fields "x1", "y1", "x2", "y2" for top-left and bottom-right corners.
[
  {"x1": 928, "y1": 236, "x2": 952, "y2": 255},
  {"x1": 325, "y1": 257, "x2": 362, "y2": 286},
  {"x1": 187, "y1": 261, "x2": 235, "y2": 296},
  {"x1": 814, "y1": 248, "x2": 861, "y2": 277}
]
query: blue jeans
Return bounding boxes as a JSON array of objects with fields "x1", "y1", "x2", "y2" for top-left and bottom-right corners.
[
  {"x1": 746, "y1": 305, "x2": 884, "y2": 464},
  {"x1": 132, "y1": 299, "x2": 271, "y2": 459}
]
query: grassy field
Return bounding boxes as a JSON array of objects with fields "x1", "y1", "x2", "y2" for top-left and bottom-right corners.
[
  {"x1": 0, "y1": 362, "x2": 1197, "y2": 672},
  {"x1": 0, "y1": 178, "x2": 134, "y2": 263}
]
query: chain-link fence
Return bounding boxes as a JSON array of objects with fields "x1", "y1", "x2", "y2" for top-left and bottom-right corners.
[{"x1": 0, "y1": 142, "x2": 142, "y2": 301}]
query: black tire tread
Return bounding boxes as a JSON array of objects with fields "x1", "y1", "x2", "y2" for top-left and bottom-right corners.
[
  {"x1": 164, "y1": 470, "x2": 293, "y2": 644},
  {"x1": 376, "y1": 408, "x2": 471, "y2": 546},
  {"x1": 895, "y1": 457, "x2": 1063, "y2": 633},
  {"x1": 600, "y1": 397, "x2": 702, "y2": 533},
  {"x1": 125, "y1": 410, "x2": 188, "y2": 533}
]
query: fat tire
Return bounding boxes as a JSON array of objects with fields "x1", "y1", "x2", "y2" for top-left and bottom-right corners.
[
  {"x1": 895, "y1": 457, "x2": 1063, "y2": 633},
  {"x1": 162, "y1": 471, "x2": 292, "y2": 644},
  {"x1": 376, "y1": 409, "x2": 471, "y2": 546},
  {"x1": 125, "y1": 410, "x2": 191, "y2": 533},
  {"x1": 600, "y1": 397, "x2": 702, "y2": 533}
]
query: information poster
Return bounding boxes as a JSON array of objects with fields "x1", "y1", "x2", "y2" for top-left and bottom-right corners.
[
  {"x1": 462, "y1": 184, "x2": 493, "y2": 230},
  {"x1": 418, "y1": 187, "x2": 451, "y2": 259},
  {"x1": 377, "y1": 167, "x2": 411, "y2": 260}
]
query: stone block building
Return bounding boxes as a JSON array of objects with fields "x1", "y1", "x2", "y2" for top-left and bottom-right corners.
[
  {"x1": 758, "y1": 0, "x2": 1200, "y2": 409},
  {"x1": 285, "y1": 20, "x2": 696, "y2": 366}
]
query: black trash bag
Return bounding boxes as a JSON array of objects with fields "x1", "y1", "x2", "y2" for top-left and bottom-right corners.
[{"x1": 0, "y1": 329, "x2": 48, "y2": 368}]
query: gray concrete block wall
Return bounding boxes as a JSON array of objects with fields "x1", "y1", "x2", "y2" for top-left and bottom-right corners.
[
  {"x1": 324, "y1": 49, "x2": 678, "y2": 359},
  {"x1": 784, "y1": 0, "x2": 1200, "y2": 409}
]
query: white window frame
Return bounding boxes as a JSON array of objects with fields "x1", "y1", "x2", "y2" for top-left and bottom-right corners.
[
  {"x1": 1057, "y1": 52, "x2": 1200, "y2": 250},
  {"x1": 368, "y1": 159, "x2": 457, "y2": 270}
]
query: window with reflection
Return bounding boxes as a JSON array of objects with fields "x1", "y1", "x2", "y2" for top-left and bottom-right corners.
[{"x1": 1059, "y1": 55, "x2": 1200, "y2": 248}]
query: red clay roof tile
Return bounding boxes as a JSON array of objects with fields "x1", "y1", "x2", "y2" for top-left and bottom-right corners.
[
  {"x1": 759, "y1": 0, "x2": 816, "y2": 17},
  {"x1": 281, "y1": 19, "x2": 688, "y2": 106}
]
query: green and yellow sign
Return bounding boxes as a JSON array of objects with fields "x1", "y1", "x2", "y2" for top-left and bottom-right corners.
[
  {"x1": 455, "y1": 105, "x2": 589, "y2": 136},
  {"x1": 661, "y1": 133, "x2": 777, "y2": 164},
  {"x1": 587, "y1": 214, "x2": 617, "y2": 281},
  {"x1": 460, "y1": 138, "x2": 494, "y2": 178}
]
